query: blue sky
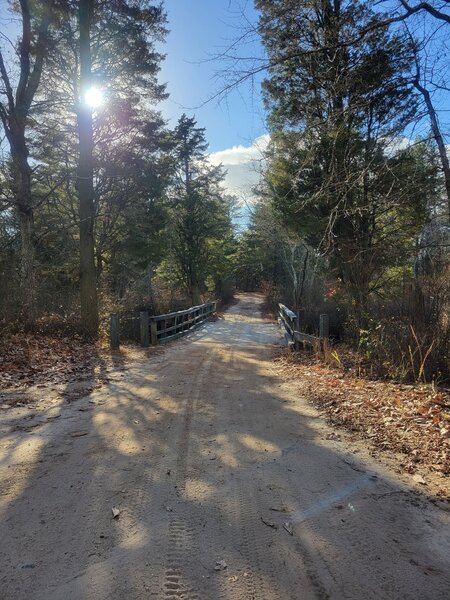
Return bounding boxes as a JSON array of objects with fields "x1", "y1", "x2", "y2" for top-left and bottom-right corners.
[
  {"x1": 159, "y1": 1, "x2": 270, "y2": 215},
  {"x1": 1, "y1": 1, "x2": 448, "y2": 210},
  {"x1": 160, "y1": 0, "x2": 267, "y2": 153},
  {"x1": 0, "y1": 0, "x2": 269, "y2": 208},
  {"x1": 0, "y1": 1, "x2": 267, "y2": 154},
  {"x1": 159, "y1": 1, "x2": 450, "y2": 209}
]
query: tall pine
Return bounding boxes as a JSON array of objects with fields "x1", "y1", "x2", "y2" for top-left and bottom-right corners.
[{"x1": 257, "y1": 0, "x2": 421, "y2": 324}]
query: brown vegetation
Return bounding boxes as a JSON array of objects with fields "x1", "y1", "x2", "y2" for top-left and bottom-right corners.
[{"x1": 274, "y1": 348, "x2": 450, "y2": 496}]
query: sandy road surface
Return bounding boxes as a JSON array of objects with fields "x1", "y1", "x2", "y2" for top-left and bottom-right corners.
[{"x1": 1, "y1": 293, "x2": 449, "y2": 599}]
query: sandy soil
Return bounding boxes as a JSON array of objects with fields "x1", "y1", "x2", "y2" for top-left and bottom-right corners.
[{"x1": 1, "y1": 293, "x2": 449, "y2": 599}]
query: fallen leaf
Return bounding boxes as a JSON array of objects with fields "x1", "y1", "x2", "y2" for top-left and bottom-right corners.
[
  {"x1": 283, "y1": 521, "x2": 294, "y2": 535},
  {"x1": 412, "y1": 474, "x2": 426, "y2": 485},
  {"x1": 325, "y1": 432, "x2": 341, "y2": 441},
  {"x1": 432, "y1": 392, "x2": 444, "y2": 406}
]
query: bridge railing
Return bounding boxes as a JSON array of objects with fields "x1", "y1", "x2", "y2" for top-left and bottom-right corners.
[
  {"x1": 149, "y1": 301, "x2": 217, "y2": 345},
  {"x1": 278, "y1": 303, "x2": 298, "y2": 342},
  {"x1": 110, "y1": 301, "x2": 217, "y2": 349},
  {"x1": 278, "y1": 303, "x2": 329, "y2": 351}
]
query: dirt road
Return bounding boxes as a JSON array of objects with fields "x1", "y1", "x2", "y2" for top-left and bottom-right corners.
[{"x1": 1, "y1": 293, "x2": 449, "y2": 599}]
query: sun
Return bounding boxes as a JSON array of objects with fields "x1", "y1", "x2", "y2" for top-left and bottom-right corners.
[{"x1": 84, "y1": 86, "x2": 104, "y2": 108}]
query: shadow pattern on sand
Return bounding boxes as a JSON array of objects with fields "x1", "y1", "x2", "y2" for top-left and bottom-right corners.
[{"x1": 0, "y1": 294, "x2": 449, "y2": 600}]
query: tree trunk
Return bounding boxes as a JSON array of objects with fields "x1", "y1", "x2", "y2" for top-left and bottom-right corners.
[
  {"x1": 413, "y1": 78, "x2": 450, "y2": 222},
  {"x1": 0, "y1": 1, "x2": 51, "y2": 325},
  {"x1": 9, "y1": 128, "x2": 36, "y2": 324},
  {"x1": 190, "y1": 283, "x2": 201, "y2": 306},
  {"x1": 77, "y1": 0, "x2": 98, "y2": 338},
  {"x1": 18, "y1": 204, "x2": 35, "y2": 320}
]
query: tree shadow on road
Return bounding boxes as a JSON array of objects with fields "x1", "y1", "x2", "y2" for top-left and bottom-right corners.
[{"x1": 0, "y1": 296, "x2": 449, "y2": 599}]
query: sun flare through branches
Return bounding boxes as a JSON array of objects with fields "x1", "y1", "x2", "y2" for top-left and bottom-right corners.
[{"x1": 84, "y1": 85, "x2": 104, "y2": 108}]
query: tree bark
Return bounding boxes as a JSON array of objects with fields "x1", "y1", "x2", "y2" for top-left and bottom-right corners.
[
  {"x1": 413, "y1": 77, "x2": 450, "y2": 222},
  {"x1": 190, "y1": 283, "x2": 201, "y2": 306},
  {"x1": 77, "y1": 0, "x2": 99, "y2": 337},
  {"x1": 7, "y1": 123, "x2": 36, "y2": 323}
]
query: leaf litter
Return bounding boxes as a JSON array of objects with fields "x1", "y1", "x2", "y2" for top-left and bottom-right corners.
[
  {"x1": 0, "y1": 334, "x2": 126, "y2": 406},
  {"x1": 273, "y1": 349, "x2": 450, "y2": 497}
]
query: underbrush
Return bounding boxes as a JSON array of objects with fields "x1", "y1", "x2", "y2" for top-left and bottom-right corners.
[{"x1": 326, "y1": 318, "x2": 449, "y2": 385}]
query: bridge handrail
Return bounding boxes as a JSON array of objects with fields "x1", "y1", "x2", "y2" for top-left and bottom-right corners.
[
  {"x1": 278, "y1": 303, "x2": 329, "y2": 350},
  {"x1": 110, "y1": 301, "x2": 217, "y2": 348},
  {"x1": 278, "y1": 303, "x2": 297, "y2": 339},
  {"x1": 152, "y1": 302, "x2": 212, "y2": 322},
  {"x1": 150, "y1": 301, "x2": 217, "y2": 344}
]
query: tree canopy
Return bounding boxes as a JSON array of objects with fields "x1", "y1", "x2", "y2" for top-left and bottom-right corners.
[{"x1": 0, "y1": 0, "x2": 448, "y2": 380}]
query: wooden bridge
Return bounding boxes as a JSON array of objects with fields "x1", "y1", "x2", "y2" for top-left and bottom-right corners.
[{"x1": 110, "y1": 301, "x2": 217, "y2": 348}]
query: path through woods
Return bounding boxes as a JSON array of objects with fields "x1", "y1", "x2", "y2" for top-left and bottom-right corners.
[{"x1": 0, "y1": 294, "x2": 449, "y2": 599}]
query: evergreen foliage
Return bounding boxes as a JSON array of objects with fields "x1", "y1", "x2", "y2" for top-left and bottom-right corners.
[
  {"x1": 163, "y1": 115, "x2": 235, "y2": 305},
  {"x1": 0, "y1": 2, "x2": 236, "y2": 332}
]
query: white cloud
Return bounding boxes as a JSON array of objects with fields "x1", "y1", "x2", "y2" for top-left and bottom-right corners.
[
  {"x1": 209, "y1": 134, "x2": 270, "y2": 203},
  {"x1": 209, "y1": 134, "x2": 270, "y2": 167},
  {"x1": 383, "y1": 136, "x2": 411, "y2": 157}
]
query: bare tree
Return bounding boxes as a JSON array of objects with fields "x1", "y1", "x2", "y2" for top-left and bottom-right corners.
[
  {"x1": 0, "y1": 0, "x2": 51, "y2": 322},
  {"x1": 395, "y1": 0, "x2": 450, "y2": 24},
  {"x1": 408, "y1": 34, "x2": 450, "y2": 220}
]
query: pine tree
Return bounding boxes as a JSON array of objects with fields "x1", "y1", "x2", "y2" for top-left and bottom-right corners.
[
  {"x1": 37, "y1": 0, "x2": 168, "y2": 334},
  {"x1": 165, "y1": 115, "x2": 234, "y2": 304},
  {"x1": 257, "y1": 0, "x2": 422, "y2": 324}
]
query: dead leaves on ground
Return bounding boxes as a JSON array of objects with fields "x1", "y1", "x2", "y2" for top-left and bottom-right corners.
[
  {"x1": 274, "y1": 350, "x2": 450, "y2": 490},
  {"x1": 0, "y1": 334, "x2": 111, "y2": 404}
]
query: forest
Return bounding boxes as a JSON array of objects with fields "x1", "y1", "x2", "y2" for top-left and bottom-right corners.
[
  {"x1": 1, "y1": 3, "x2": 450, "y2": 598},
  {"x1": 0, "y1": 0, "x2": 449, "y2": 383}
]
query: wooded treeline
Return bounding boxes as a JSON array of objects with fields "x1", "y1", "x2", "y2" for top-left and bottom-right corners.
[
  {"x1": 236, "y1": 0, "x2": 449, "y2": 382},
  {"x1": 0, "y1": 0, "x2": 235, "y2": 337},
  {"x1": 1, "y1": 0, "x2": 449, "y2": 382}
]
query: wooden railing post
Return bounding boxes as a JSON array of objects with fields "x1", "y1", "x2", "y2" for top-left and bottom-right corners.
[
  {"x1": 295, "y1": 309, "x2": 305, "y2": 350},
  {"x1": 292, "y1": 314, "x2": 299, "y2": 349},
  {"x1": 110, "y1": 313, "x2": 120, "y2": 349},
  {"x1": 319, "y1": 314, "x2": 329, "y2": 339},
  {"x1": 140, "y1": 311, "x2": 149, "y2": 347},
  {"x1": 150, "y1": 318, "x2": 158, "y2": 345}
]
